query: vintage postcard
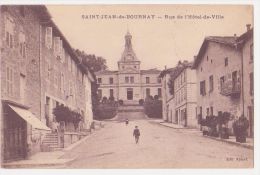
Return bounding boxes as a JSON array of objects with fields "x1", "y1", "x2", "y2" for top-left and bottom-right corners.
[{"x1": 0, "y1": 2, "x2": 257, "y2": 174}]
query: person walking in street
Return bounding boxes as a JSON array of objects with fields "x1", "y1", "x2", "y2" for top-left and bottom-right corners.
[
  {"x1": 133, "y1": 126, "x2": 140, "y2": 144},
  {"x1": 125, "y1": 118, "x2": 129, "y2": 126}
]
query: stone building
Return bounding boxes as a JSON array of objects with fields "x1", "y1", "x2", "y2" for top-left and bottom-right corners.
[
  {"x1": 1, "y1": 5, "x2": 94, "y2": 162},
  {"x1": 159, "y1": 61, "x2": 197, "y2": 128},
  {"x1": 193, "y1": 25, "x2": 253, "y2": 136},
  {"x1": 95, "y1": 31, "x2": 162, "y2": 103},
  {"x1": 159, "y1": 67, "x2": 175, "y2": 122},
  {"x1": 172, "y1": 62, "x2": 197, "y2": 128}
]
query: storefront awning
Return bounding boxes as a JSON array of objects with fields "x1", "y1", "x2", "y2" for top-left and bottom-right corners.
[{"x1": 8, "y1": 104, "x2": 51, "y2": 131}]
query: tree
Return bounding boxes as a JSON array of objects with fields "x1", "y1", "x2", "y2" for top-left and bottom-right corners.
[{"x1": 74, "y1": 49, "x2": 107, "y2": 72}]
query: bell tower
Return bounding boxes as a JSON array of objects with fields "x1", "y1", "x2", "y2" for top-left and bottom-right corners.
[{"x1": 118, "y1": 30, "x2": 140, "y2": 73}]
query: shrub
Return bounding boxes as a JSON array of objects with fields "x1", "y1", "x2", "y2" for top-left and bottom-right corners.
[
  {"x1": 144, "y1": 97, "x2": 162, "y2": 118},
  {"x1": 53, "y1": 105, "x2": 83, "y2": 130},
  {"x1": 95, "y1": 103, "x2": 117, "y2": 120},
  {"x1": 233, "y1": 115, "x2": 249, "y2": 142},
  {"x1": 118, "y1": 99, "x2": 123, "y2": 105},
  {"x1": 139, "y1": 99, "x2": 144, "y2": 106}
]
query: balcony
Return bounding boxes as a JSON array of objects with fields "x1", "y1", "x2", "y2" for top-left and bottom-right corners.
[{"x1": 220, "y1": 80, "x2": 241, "y2": 96}]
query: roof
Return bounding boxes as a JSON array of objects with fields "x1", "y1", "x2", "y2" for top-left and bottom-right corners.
[
  {"x1": 193, "y1": 28, "x2": 253, "y2": 68},
  {"x1": 158, "y1": 67, "x2": 176, "y2": 78},
  {"x1": 140, "y1": 68, "x2": 161, "y2": 74},
  {"x1": 95, "y1": 70, "x2": 118, "y2": 75},
  {"x1": 169, "y1": 61, "x2": 193, "y2": 80},
  {"x1": 37, "y1": 6, "x2": 90, "y2": 75}
]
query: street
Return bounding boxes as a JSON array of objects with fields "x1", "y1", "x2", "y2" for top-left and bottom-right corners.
[{"x1": 61, "y1": 114, "x2": 253, "y2": 168}]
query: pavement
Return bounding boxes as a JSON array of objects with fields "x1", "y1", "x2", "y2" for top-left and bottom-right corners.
[
  {"x1": 2, "y1": 116, "x2": 254, "y2": 168},
  {"x1": 1, "y1": 123, "x2": 105, "y2": 169},
  {"x1": 61, "y1": 117, "x2": 253, "y2": 168},
  {"x1": 149, "y1": 119, "x2": 254, "y2": 150}
]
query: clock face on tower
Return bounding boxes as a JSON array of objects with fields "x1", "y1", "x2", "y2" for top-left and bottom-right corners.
[{"x1": 126, "y1": 55, "x2": 133, "y2": 60}]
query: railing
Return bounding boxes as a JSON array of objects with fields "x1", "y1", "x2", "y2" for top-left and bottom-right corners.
[{"x1": 220, "y1": 80, "x2": 241, "y2": 96}]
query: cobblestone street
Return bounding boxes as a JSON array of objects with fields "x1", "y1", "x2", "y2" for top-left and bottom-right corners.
[{"x1": 61, "y1": 116, "x2": 253, "y2": 168}]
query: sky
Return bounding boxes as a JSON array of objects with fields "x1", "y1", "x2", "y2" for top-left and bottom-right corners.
[{"x1": 47, "y1": 5, "x2": 253, "y2": 70}]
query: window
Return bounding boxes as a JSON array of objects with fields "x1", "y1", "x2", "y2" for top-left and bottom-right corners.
[
  {"x1": 6, "y1": 66, "x2": 14, "y2": 96},
  {"x1": 250, "y1": 44, "x2": 253, "y2": 61},
  {"x1": 206, "y1": 108, "x2": 209, "y2": 116},
  {"x1": 45, "y1": 27, "x2": 52, "y2": 48},
  {"x1": 207, "y1": 56, "x2": 209, "y2": 61},
  {"x1": 157, "y1": 78, "x2": 161, "y2": 83},
  {"x1": 130, "y1": 76, "x2": 134, "y2": 83},
  {"x1": 19, "y1": 31, "x2": 26, "y2": 58},
  {"x1": 220, "y1": 76, "x2": 225, "y2": 89},
  {"x1": 125, "y1": 77, "x2": 129, "y2": 83},
  {"x1": 109, "y1": 77, "x2": 113, "y2": 84},
  {"x1": 200, "y1": 80, "x2": 206, "y2": 96},
  {"x1": 210, "y1": 106, "x2": 213, "y2": 116},
  {"x1": 209, "y1": 75, "x2": 214, "y2": 92},
  {"x1": 146, "y1": 88, "x2": 150, "y2": 97},
  {"x1": 45, "y1": 60, "x2": 51, "y2": 80},
  {"x1": 250, "y1": 72, "x2": 254, "y2": 95},
  {"x1": 61, "y1": 73, "x2": 64, "y2": 93},
  {"x1": 97, "y1": 78, "x2": 102, "y2": 84},
  {"x1": 158, "y1": 88, "x2": 162, "y2": 97},
  {"x1": 146, "y1": 77, "x2": 150, "y2": 84},
  {"x1": 98, "y1": 89, "x2": 102, "y2": 99},
  {"x1": 20, "y1": 74, "x2": 25, "y2": 103},
  {"x1": 54, "y1": 37, "x2": 60, "y2": 53},
  {"x1": 110, "y1": 89, "x2": 114, "y2": 97},
  {"x1": 5, "y1": 15, "x2": 14, "y2": 48},
  {"x1": 201, "y1": 67, "x2": 203, "y2": 72},
  {"x1": 225, "y1": 57, "x2": 228, "y2": 67}
]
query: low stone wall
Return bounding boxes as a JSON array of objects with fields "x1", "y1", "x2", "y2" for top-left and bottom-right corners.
[{"x1": 63, "y1": 132, "x2": 87, "y2": 148}]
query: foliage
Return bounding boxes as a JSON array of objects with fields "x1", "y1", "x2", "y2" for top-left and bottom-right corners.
[
  {"x1": 139, "y1": 99, "x2": 144, "y2": 106},
  {"x1": 233, "y1": 116, "x2": 249, "y2": 136},
  {"x1": 53, "y1": 105, "x2": 83, "y2": 130},
  {"x1": 144, "y1": 96, "x2": 162, "y2": 118},
  {"x1": 74, "y1": 49, "x2": 107, "y2": 72},
  {"x1": 118, "y1": 99, "x2": 124, "y2": 105},
  {"x1": 95, "y1": 100, "x2": 118, "y2": 120}
]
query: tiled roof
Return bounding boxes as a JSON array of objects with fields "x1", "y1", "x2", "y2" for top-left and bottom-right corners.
[
  {"x1": 194, "y1": 28, "x2": 253, "y2": 68},
  {"x1": 205, "y1": 36, "x2": 237, "y2": 46}
]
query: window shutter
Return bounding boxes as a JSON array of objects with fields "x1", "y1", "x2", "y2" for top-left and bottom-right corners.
[
  {"x1": 45, "y1": 27, "x2": 52, "y2": 48},
  {"x1": 54, "y1": 37, "x2": 60, "y2": 54}
]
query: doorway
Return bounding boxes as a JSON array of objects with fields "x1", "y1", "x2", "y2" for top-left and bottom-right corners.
[{"x1": 127, "y1": 88, "x2": 133, "y2": 100}]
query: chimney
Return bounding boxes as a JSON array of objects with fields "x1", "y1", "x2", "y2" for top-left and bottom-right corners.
[
  {"x1": 246, "y1": 24, "x2": 251, "y2": 31},
  {"x1": 164, "y1": 65, "x2": 167, "y2": 70},
  {"x1": 234, "y1": 34, "x2": 237, "y2": 40}
]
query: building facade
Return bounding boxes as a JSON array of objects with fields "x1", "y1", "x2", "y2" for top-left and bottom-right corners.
[
  {"x1": 159, "y1": 68, "x2": 175, "y2": 122},
  {"x1": 160, "y1": 61, "x2": 197, "y2": 128},
  {"x1": 193, "y1": 25, "x2": 253, "y2": 136},
  {"x1": 96, "y1": 31, "x2": 162, "y2": 103},
  {"x1": 173, "y1": 63, "x2": 197, "y2": 128},
  {"x1": 1, "y1": 5, "x2": 94, "y2": 162}
]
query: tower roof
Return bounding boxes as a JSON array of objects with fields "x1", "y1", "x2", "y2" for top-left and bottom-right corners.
[{"x1": 119, "y1": 31, "x2": 140, "y2": 62}]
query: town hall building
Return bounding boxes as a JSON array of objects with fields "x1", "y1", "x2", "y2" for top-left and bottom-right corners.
[{"x1": 95, "y1": 31, "x2": 162, "y2": 103}]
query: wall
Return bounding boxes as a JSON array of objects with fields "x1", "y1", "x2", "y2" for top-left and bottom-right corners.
[
  {"x1": 242, "y1": 36, "x2": 254, "y2": 136},
  {"x1": 1, "y1": 6, "x2": 43, "y2": 156},
  {"x1": 196, "y1": 41, "x2": 242, "y2": 120}
]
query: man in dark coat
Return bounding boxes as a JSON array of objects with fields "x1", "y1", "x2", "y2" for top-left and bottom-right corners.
[{"x1": 133, "y1": 126, "x2": 140, "y2": 144}]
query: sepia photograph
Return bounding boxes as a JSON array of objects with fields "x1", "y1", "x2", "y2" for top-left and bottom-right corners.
[{"x1": 0, "y1": 1, "x2": 258, "y2": 174}]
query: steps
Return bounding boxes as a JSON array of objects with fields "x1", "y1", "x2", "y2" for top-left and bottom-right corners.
[
  {"x1": 41, "y1": 133, "x2": 61, "y2": 151},
  {"x1": 118, "y1": 105, "x2": 144, "y2": 112}
]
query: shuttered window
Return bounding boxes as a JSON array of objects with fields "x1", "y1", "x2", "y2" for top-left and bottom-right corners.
[{"x1": 45, "y1": 27, "x2": 52, "y2": 48}]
